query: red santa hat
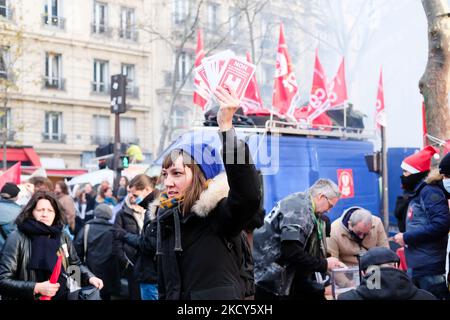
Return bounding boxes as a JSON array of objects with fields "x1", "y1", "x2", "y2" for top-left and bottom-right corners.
[{"x1": 401, "y1": 145, "x2": 440, "y2": 174}]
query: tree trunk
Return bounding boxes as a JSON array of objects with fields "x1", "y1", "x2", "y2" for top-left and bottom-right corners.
[{"x1": 419, "y1": 0, "x2": 450, "y2": 140}]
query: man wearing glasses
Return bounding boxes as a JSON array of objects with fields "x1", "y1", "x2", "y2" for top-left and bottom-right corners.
[
  {"x1": 254, "y1": 178, "x2": 345, "y2": 300},
  {"x1": 326, "y1": 207, "x2": 389, "y2": 268}
]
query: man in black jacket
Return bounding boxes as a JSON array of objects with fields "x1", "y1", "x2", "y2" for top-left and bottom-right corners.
[
  {"x1": 338, "y1": 247, "x2": 436, "y2": 300},
  {"x1": 254, "y1": 178, "x2": 345, "y2": 300},
  {"x1": 74, "y1": 204, "x2": 120, "y2": 300}
]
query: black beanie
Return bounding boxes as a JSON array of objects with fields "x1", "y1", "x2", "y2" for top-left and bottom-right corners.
[{"x1": 439, "y1": 152, "x2": 450, "y2": 175}]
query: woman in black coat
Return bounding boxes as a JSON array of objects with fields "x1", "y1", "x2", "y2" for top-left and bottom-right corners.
[
  {"x1": 155, "y1": 86, "x2": 261, "y2": 300},
  {"x1": 0, "y1": 191, "x2": 103, "y2": 300}
]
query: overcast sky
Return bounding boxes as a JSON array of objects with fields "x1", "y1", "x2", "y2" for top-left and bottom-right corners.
[{"x1": 287, "y1": 0, "x2": 430, "y2": 149}]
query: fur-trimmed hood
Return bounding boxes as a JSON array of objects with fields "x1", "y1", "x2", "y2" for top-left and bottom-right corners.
[
  {"x1": 425, "y1": 168, "x2": 444, "y2": 185},
  {"x1": 149, "y1": 172, "x2": 229, "y2": 220}
]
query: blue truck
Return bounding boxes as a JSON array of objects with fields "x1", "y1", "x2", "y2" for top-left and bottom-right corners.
[{"x1": 154, "y1": 125, "x2": 415, "y2": 226}]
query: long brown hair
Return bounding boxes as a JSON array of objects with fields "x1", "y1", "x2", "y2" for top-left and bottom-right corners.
[
  {"x1": 162, "y1": 150, "x2": 207, "y2": 215},
  {"x1": 55, "y1": 180, "x2": 69, "y2": 195},
  {"x1": 15, "y1": 191, "x2": 66, "y2": 227}
]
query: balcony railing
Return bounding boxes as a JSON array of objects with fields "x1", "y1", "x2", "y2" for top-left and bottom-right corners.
[
  {"x1": 121, "y1": 136, "x2": 139, "y2": 145},
  {"x1": 42, "y1": 132, "x2": 66, "y2": 143},
  {"x1": 119, "y1": 28, "x2": 138, "y2": 41},
  {"x1": 91, "y1": 135, "x2": 113, "y2": 145},
  {"x1": 91, "y1": 23, "x2": 112, "y2": 37},
  {"x1": 163, "y1": 71, "x2": 193, "y2": 89},
  {"x1": 42, "y1": 14, "x2": 65, "y2": 30},
  {"x1": 91, "y1": 81, "x2": 110, "y2": 94},
  {"x1": 43, "y1": 77, "x2": 65, "y2": 90}
]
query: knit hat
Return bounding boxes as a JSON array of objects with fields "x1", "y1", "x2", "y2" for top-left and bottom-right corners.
[
  {"x1": 176, "y1": 143, "x2": 224, "y2": 180},
  {"x1": 400, "y1": 145, "x2": 439, "y2": 174},
  {"x1": 0, "y1": 182, "x2": 20, "y2": 199},
  {"x1": 93, "y1": 203, "x2": 113, "y2": 220},
  {"x1": 360, "y1": 247, "x2": 400, "y2": 271},
  {"x1": 439, "y1": 152, "x2": 450, "y2": 175}
]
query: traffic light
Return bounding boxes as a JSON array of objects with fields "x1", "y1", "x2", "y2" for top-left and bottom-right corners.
[
  {"x1": 102, "y1": 155, "x2": 129, "y2": 170},
  {"x1": 110, "y1": 74, "x2": 127, "y2": 114},
  {"x1": 119, "y1": 155, "x2": 129, "y2": 169}
]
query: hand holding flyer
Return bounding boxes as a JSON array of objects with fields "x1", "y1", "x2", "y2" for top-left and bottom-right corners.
[
  {"x1": 215, "y1": 57, "x2": 256, "y2": 100},
  {"x1": 194, "y1": 50, "x2": 256, "y2": 109}
]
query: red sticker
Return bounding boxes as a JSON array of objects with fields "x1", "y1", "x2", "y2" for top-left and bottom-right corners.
[
  {"x1": 407, "y1": 206, "x2": 413, "y2": 220},
  {"x1": 337, "y1": 169, "x2": 355, "y2": 198}
]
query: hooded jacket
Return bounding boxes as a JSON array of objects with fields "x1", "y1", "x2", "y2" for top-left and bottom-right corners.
[
  {"x1": 338, "y1": 268, "x2": 437, "y2": 300},
  {"x1": 0, "y1": 198, "x2": 21, "y2": 248},
  {"x1": 155, "y1": 130, "x2": 261, "y2": 300},
  {"x1": 327, "y1": 207, "x2": 389, "y2": 266},
  {"x1": 403, "y1": 177, "x2": 450, "y2": 277},
  {"x1": 0, "y1": 230, "x2": 95, "y2": 300}
]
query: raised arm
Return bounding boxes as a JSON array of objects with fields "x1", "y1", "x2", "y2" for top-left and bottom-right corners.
[{"x1": 214, "y1": 86, "x2": 261, "y2": 236}]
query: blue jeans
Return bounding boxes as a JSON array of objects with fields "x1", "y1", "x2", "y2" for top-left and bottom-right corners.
[{"x1": 140, "y1": 283, "x2": 158, "y2": 300}]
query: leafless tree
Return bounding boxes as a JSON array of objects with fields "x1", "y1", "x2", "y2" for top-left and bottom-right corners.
[
  {"x1": 0, "y1": 18, "x2": 25, "y2": 170},
  {"x1": 233, "y1": 0, "x2": 270, "y2": 63},
  {"x1": 141, "y1": 0, "x2": 238, "y2": 154}
]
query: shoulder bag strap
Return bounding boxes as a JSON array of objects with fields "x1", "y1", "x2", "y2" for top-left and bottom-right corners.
[{"x1": 83, "y1": 224, "x2": 90, "y2": 262}]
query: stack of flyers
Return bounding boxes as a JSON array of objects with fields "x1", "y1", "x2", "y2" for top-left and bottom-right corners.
[{"x1": 194, "y1": 50, "x2": 256, "y2": 110}]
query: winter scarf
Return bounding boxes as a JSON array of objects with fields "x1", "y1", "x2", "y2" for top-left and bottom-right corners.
[
  {"x1": 156, "y1": 193, "x2": 185, "y2": 256},
  {"x1": 17, "y1": 219, "x2": 62, "y2": 272},
  {"x1": 158, "y1": 193, "x2": 185, "y2": 210}
]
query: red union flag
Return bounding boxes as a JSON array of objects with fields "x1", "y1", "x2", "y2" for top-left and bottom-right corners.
[
  {"x1": 193, "y1": 29, "x2": 209, "y2": 109},
  {"x1": 291, "y1": 50, "x2": 332, "y2": 128},
  {"x1": 375, "y1": 68, "x2": 386, "y2": 128},
  {"x1": 272, "y1": 23, "x2": 299, "y2": 115},
  {"x1": 337, "y1": 169, "x2": 355, "y2": 198},
  {"x1": 40, "y1": 254, "x2": 62, "y2": 300},
  {"x1": 241, "y1": 52, "x2": 267, "y2": 114},
  {"x1": 328, "y1": 58, "x2": 348, "y2": 109},
  {"x1": 0, "y1": 162, "x2": 21, "y2": 190}
]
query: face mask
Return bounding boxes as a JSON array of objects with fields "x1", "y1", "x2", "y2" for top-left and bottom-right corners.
[
  {"x1": 134, "y1": 196, "x2": 143, "y2": 205},
  {"x1": 443, "y1": 178, "x2": 450, "y2": 193},
  {"x1": 400, "y1": 172, "x2": 428, "y2": 192}
]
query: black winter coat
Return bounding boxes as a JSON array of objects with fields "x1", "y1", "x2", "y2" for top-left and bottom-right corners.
[
  {"x1": 123, "y1": 219, "x2": 158, "y2": 284},
  {"x1": 113, "y1": 203, "x2": 150, "y2": 271},
  {"x1": 0, "y1": 230, "x2": 95, "y2": 300},
  {"x1": 156, "y1": 129, "x2": 261, "y2": 300},
  {"x1": 338, "y1": 268, "x2": 437, "y2": 300},
  {"x1": 74, "y1": 218, "x2": 120, "y2": 295}
]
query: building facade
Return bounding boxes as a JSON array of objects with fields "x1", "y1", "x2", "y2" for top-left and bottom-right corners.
[
  {"x1": 1, "y1": 0, "x2": 305, "y2": 169},
  {"x1": 1, "y1": 0, "x2": 152, "y2": 169}
]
